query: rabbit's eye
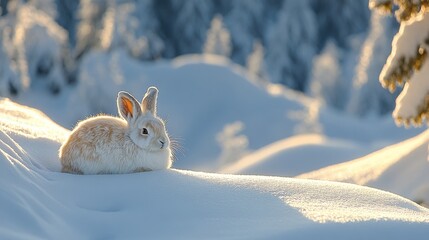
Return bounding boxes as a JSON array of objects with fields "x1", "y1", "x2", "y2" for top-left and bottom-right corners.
[{"x1": 141, "y1": 128, "x2": 149, "y2": 135}]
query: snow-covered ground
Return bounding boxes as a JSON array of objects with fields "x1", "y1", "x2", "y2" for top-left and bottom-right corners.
[
  {"x1": 7, "y1": 51, "x2": 428, "y2": 204},
  {"x1": 1, "y1": 99, "x2": 429, "y2": 239},
  {"x1": 221, "y1": 134, "x2": 366, "y2": 176},
  {"x1": 14, "y1": 52, "x2": 423, "y2": 173},
  {"x1": 299, "y1": 128, "x2": 429, "y2": 205}
]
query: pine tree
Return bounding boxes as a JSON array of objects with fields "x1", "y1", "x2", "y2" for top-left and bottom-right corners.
[
  {"x1": 0, "y1": 20, "x2": 19, "y2": 96},
  {"x1": 133, "y1": 0, "x2": 164, "y2": 60},
  {"x1": 246, "y1": 40, "x2": 267, "y2": 81},
  {"x1": 265, "y1": 0, "x2": 317, "y2": 91},
  {"x1": 224, "y1": 0, "x2": 264, "y2": 65},
  {"x1": 203, "y1": 15, "x2": 231, "y2": 57},
  {"x1": 347, "y1": 12, "x2": 398, "y2": 116},
  {"x1": 75, "y1": 0, "x2": 108, "y2": 60},
  {"x1": 216, "y1": 121, "x2": 248, "y2": 168},
  {"x1": 171, "y1": 0, "x2": 214, "y2": 55},
  {"x1": 371, "y1": 0, "x2": 429, "y2": 126},
  {"x1": 311, "y1": 0, "x2": 370, "y2": 50},
  {"x1": 308, "y1": 41, "x2": 345, "y2": 110}
]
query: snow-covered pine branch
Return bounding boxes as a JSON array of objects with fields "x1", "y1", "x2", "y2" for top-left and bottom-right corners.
[
  {"x1": 370, "y1": 0, "x2": 429, "y2": 21},
  {"x1": 373, "y1": 1, "x2": 429, "y2": 126}
]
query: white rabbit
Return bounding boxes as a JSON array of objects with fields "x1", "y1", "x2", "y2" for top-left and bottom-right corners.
[{"x1": 59, "y1": 86, "x2": 172, "y2": 174}]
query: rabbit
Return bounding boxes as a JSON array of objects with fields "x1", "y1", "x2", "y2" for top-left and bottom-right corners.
[{"x1": 59, "y1": 86, "x2": 172, "y2": 174}]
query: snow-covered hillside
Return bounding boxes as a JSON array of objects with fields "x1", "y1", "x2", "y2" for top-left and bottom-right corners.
[
  {"x1": 1, "y1": 99, "x2": 429, "y2": 239},
  {"x1": 299, "y1": 129, "x2": 429, "y2": 205},
  {"x1": 14, "y1": 51, "x2": 423, "y2": 172},
  {"x1": 221, "y1": 134, "x2": 366, "y2": 176}
]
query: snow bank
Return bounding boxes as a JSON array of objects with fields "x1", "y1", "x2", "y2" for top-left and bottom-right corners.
[
  {"x1": 221, "y1": 134, "x2": 365, "y2": 177},
  {"x1": 1, "y1": 99, "x2": 429, "y2": 239},
  {"x1": 299, "y1": 128, "x2": 429, "y2": 204}
]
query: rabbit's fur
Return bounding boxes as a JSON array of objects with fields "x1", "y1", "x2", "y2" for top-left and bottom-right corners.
[{"x1": 59, "y1": 87, "x2": 172, "y2": 174}]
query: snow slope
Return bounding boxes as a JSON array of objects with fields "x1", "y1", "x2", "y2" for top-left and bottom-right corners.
[
  {"x1": 299, "y1": 129, "x2": 429, "y2": 204},
  {"x1": 13, "y1": 51, "x2": 423, "y2": 172},
  {"x1": 220, "y1": 134, "x2": 366, "y2": 176},
  {"x1": 1, "y1": 99, "x2": 429, "y2": 239}
]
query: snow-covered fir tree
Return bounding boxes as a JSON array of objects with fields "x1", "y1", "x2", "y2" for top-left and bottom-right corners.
[
  {"x1": 13, "y1": 4, "x2": 68, "y2": 94},
  {"x1": 132, "y1": 0, "x2": 164, "y2": 60},
  {"x1": 225, "y1": 0, "x2": 264, "y2": 65},
  {"x1": 308, "y1": 41, "x2": 346, "y2": 110},
  {"x1": 55, "y1": 0, "x2": 79, "y2": 46},
  {"x1": 0, "y1": 20, "x2": 19, "y2": 96},
  {"x1": 79, "y1": 0, "x2": 164, "y2": 61},
  {"x1": 311, "y1": 0, "x2": 370, "y2": 50},
  {"x1": 347, "y1": 12, "x2": 398, "y2": 116},
  {"x1": 216, "y1": 121, "x2": 249, "y2": 168},
  {"x1": 246, "y1": 40, "x2": 267, "y2": 81},
  {"x1": 371, "y1": 0, "x2": 429, "y2": 126},
  {"x1": 75, "y1": 0, "x2": 108, "y2": 60},
  {"x1": 171, "y1": 0, "x2": 214, "y2": 55},
  {"x1": 203, "y1": 15, "x2": 231, "y2": 57},
  {"x1": 266, "y1": 0, "x2": 317, "y2": 91}
]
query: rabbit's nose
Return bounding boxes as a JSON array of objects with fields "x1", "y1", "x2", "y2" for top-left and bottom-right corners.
[{"x1": 159, "y1": 140, "x2": 165, "y2": 149}]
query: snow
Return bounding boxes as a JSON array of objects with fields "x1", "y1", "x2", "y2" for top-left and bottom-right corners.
[
  {"x1": 203, "y1": 15, "x2": 231, "y2": 57},
  {"x1": 10, "y1": 50, "x2": 423, "y2": 174},
  {"x1": 221, "y1": 134, "x2": 365, "y2": 177},
  {"x1": 13, "y1": 4, "x2": 68, "y2": 94},
  {"x1": 1, "y1": 100, "x2": 429, "y2": 239},
  {"x1": 347, "y1": 12, "x2": 398, "y2": 116},
  {"x1": 70, "y1": 50, "x2": 308, "y2": 170},
  {"x1": 299, "y1": 128, "x2": 429, "y2": 204},
  {"x1": 379, "y1": 11, "x2": 429, "y2": 124}
]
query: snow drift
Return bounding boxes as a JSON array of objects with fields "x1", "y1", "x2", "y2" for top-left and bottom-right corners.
[
  {"x1": 299, "y1": 128, "x2": 429, "y2": 205},
  {"x1": 1, "y1": 99, "x2": 429, "y2": 239}
]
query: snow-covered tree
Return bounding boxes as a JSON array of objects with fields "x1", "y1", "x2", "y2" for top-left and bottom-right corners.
[
  {"x1": 216, "y1": 121, "x2": 249, "y2": 168},
  {"x1": 78, "y1": 0, "x2": 164, "y2": 61},
  {"x1": 371, "y1": 0, "x2": 429, "y2": 126},
  {"x1": 55, "y1": 0, "x2": 79, "y2": 45},
  {"x1": 133, "y1": 0, "x2": 164, "y2": 60},
  {"x1": 203, "y1": 15, "x2": 231, "y2": 57},
  {"x1": 13, "y1": 4, "x2": 68, "y2": 94},
  {"x1": 0, "y1": 21, "x2": 19, "y2": 96},
  {"x1": 347, "y1": 12, "x2": 398, "y2": 116},
  {"x1": 225, "y1": 0, "x2": 264, "y2": 64},
  {"x1": 246, "y1": 40, "x2": 267, "y2": 81},
  {"x1": 171, "y1": 0, "x2": 214, "y2": 55},
  {"x1": 308, "y1": 41, "x2": 346, "y2": 110},
  {"x1": 28, "y1": 0, "x2": 57, "y2": 19},
  {"x1": 265, "y1": 0, "x2": 317, "y2": 91},
  {"x1": 75, "y1": 0, "x2": 108, "y2": 60},
  {"x1": 311, "y1": 0, "x2": 370, "y2": 50}
]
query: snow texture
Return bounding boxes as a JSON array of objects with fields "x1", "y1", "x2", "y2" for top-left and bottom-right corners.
[
  {"x1": 221, "y1": 134, "x2": 365, "y2": 177},
  {"x1": 299, "y1": 128, "x2": 429, "y2": 204},
  {"x1": 1, "y1": 99, "x2": 429, "y2": 239}
]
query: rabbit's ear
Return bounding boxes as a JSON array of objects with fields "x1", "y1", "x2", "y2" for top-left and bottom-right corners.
[
  {"x1": 117, "y1": 91, "x2": 141, "y2": 121},
  {"x1": 141, "y1": 86, "x2": 158, "y2": 115}
]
